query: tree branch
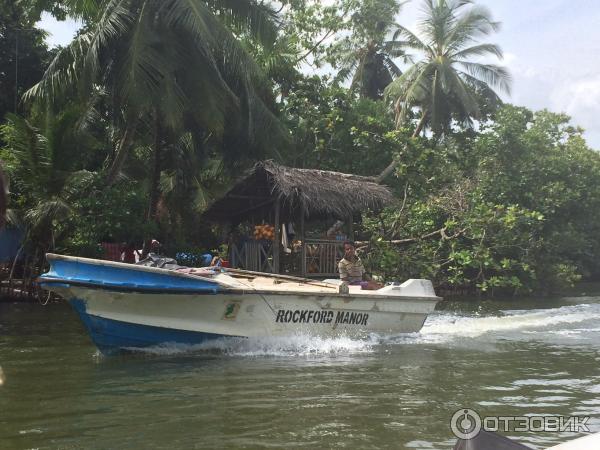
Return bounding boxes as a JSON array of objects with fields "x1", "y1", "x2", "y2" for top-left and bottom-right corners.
[
  {"x1": 357, "y1": 226, "x2": 466, "y2": 248},
  {"x1": 293, "y1": 29, "x2": 335, "y2": 65}
]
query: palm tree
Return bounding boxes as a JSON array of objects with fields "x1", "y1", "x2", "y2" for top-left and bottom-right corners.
[
  {"x1": 376, "y1": 0, "x2": 510, "y2": 182},
  {"x1": 25, "y1": 0, "x2": 286, "y2": 254},
  {"x1": 25, "y1": 0, "x2": 283, "y2": 185},
  {"x1": 0, "y1": 111, "x2": 98, "y2": 256},
  {"x1": 333, "y1": 0, "x2": 409, "y2": 100},
  {"x1": 159, "y1": 133, "x2": 229, "y2": 243}
]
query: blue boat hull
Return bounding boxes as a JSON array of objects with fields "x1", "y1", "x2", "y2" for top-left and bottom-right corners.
[{"x1": 71, "y1": 299, "x2": 229, "y2": 353}]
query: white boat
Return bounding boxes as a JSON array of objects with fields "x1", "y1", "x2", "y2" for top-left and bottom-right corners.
[{"x1": 38, "y1": 253, "x2": 441, "y2": 353}]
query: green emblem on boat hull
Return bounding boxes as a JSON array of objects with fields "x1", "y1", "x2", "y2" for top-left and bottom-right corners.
[{"x1": 223, "y1": 302, "x2": 241, "y2": 320}]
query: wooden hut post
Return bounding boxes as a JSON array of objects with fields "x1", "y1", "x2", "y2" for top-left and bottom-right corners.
[
  {"x1": 273, "y1": 198, "x2": 281, "y2": 274},
  {"x1": 348, "y1": 214, "x2": 354, "y2": 241},
  {"x1": 300, "y1": 200, "x2": 306, "y2": 277},
  {"x1": 221, "y1": 221, "x2": 232, "y2": 263}
]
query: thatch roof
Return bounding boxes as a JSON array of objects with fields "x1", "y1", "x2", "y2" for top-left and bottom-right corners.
[{"x1": 203, "y1": 161, "x2": 392, "y2": 222}]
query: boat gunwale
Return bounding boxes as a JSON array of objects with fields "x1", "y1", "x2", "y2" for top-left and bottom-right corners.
[
  {"x1": 44, "y1": 252, "x2": 224, "y2": 282},
  {"x1": 38, "y1": 276, "x2": 441, "y2": 302},
  {"x1": 42, "y1": 253, "x2": 441, "y2": 301}
]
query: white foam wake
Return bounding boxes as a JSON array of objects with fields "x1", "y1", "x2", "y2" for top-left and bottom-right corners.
[
  {"x1": 125, "y1": 303, "x2": 600, "y2": 355},
  {"x1": 389, "y1": 303, "x2": 600, "y2": 347},
  {"x1": 128, "y1": 333, "x2": 376, "y2": 357},
  {"x1": 424, "y1": 304, "x2": 597, "y2": 337}
]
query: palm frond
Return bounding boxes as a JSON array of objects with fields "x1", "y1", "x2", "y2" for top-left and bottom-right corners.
[
  {"x1": 206, "y1": 0, "x2": 279, "y2": 47},
  {"x1": 23, "y1": 32, "x2": 92, "y2": 103},
  {"x1": 382, "y1": 56, "x2": 402, "y2": 78},
  {"x1": 451, "y1": 42, "x2": 502, "y2": 60},
  {"x1": 254, "y1": 35, "x2": 300, "y2": 77},
  {"x1": 385, "y1": 61, "x2": 432, "y2": 126},
  {"x1": 446, "y1": 3, "x2": 500, "y2": 52},
  {"x1": 159, "y1": 171, "x2": 177, "y2": 196},
  {"x1": 385, "y1": 62, "x2": 429, "y2": 102},
  {"x1": 81, "y1": 0, "x2": 133, "y2": 95},
  {"x1": 191, "y1": 177, "x2": 213, "y2": 212},
  {"x1": 419, "y1": 0, "x2": 455, "y2": 50},
  {"x1": 62, "y1": 170, "x2": 96, "y2": 197},
  {"x1": 445, "y1": 67, "x2": 480, "y2": 116},
  {"x1": 382, "y1": 40, "x2": 412, "y2": 61},
  {"x1": 117, "y1": 2, "x2": 169, "y2": 111},
  {"x1": 391, "y1": 25, "x2": 431, "y2": 56},
  {"x1": 3, "y1": 114, "x2": 50, "y2": 191},
  {"x1": 350, "y1": 56, "x2": 367, "y2": 92},
  {"x1": 457, "y1": 70, "x2": 504, "y2": 107},
  {"x1": 74, "y1": 87, "x2": 107, "y2": 133},
  {"x1": 457, "y1": 61, "x2": 511, "y2": 94},
  {"x1": 60, "y1": 0, "x2": 103, "y2": 21},
  {"x1": 25, "y1": 198, "x2": 72, "y2": 231}
]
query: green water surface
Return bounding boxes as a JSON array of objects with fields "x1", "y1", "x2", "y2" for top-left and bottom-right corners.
[{"x1": 1, "y1": 290, "x2": 600, "y2": 449}]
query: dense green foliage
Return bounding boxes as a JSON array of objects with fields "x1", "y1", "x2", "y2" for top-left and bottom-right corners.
[
  {"x1": 362, "y1": 106, "x2": 600, "y2": 294},
  {"x1": 328, "y1": 0, "x2": 407, "y2": 100},
  {"x1": 1, "y1": 0, "x2": 599, "y2": 296},
  {"x1": 0, "y1": 0, "x2": 54, "y2": 120}
]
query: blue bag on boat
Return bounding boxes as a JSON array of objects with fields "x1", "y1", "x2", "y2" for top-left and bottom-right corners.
[{"x1": 200, "y1": 253, "x2": 213, "y2": 267}]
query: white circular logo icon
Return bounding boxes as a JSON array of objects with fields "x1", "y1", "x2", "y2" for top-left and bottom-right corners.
[{"x1": 451, "y1": 408, "x2": 482, "y2": 440}]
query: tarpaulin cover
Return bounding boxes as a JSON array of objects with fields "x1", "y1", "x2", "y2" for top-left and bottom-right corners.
[
  {"x1": 0, "y1": 227, "x2": 23, "y2": 263},
  {"x1": 136, "y1": 253, "x2": 182, "y2": 270}
]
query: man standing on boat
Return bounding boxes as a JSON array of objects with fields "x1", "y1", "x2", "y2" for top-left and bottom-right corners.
[{"x1": 338, "y1": 241, "x2": 382, "y2": 290}]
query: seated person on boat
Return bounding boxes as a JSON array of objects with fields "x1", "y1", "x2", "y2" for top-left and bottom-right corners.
[{"x1": 338, "y1": 241, "x2": 381, "y2": 290}]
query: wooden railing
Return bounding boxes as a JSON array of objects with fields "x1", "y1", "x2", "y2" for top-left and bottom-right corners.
[
  {"x1": 230, "y1": 238, "x2": 344, "y2": 278},
  {"x1": 303, "y1": 239, "x2": 344, "y2": 278},
  {"x1": 230, "y1": 240, "x2": 274, "y2": 273}
]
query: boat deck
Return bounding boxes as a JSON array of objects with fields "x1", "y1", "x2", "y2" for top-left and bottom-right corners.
[{"x1": 216, "y1": 273, "x2": 345, "y2": 294}]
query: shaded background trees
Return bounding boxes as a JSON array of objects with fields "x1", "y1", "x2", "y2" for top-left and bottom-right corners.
[
  {"x1": 0, "y1": 0, "x2": 54, "y2": 120},
  {"x1": 328, "y1": 0, "x2": 408, "y2": 100}
]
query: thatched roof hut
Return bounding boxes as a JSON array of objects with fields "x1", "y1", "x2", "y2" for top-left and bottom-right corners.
[
  {"x1": 203, "y1": 161, "x2": 392, "y2": 277},
  {"x1": 203, "y1": 160, "x2": 392, "y2": 222}
]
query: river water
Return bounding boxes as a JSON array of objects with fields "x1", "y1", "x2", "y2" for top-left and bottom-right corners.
[{"x1": 1, "y1": 288, "x2": 600, "y2": 449}]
